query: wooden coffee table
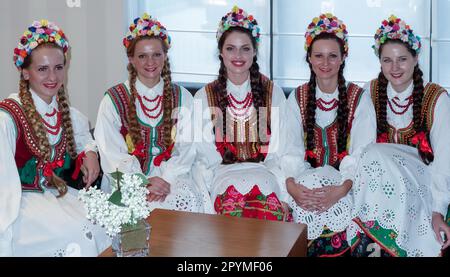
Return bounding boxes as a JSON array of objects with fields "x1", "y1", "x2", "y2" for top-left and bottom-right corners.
[{"x1": 99, "y1": 209, "x2": 307, "y2": 257}]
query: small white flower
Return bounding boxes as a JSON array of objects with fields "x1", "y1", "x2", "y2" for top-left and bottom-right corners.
[{"x1": 78, "y1": 172, "x2": 151, "y2": 237}]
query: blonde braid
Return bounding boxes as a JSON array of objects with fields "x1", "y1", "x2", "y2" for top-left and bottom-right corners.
[
  {"x1": 18, "y1": 76, "x2": 67, "y2": 197},
  {"x1": 18, "y1": 77, "x2": 51, "y2": 161},
  {"x1": 57, "y1": 85, "x2": 77, "y2": 159},
  {"x1": 126, "y1": 63, "x2": 142, "y2": 146},
  {"x1": 161, "y1": 58, "x2": 174, "y2": 148}
]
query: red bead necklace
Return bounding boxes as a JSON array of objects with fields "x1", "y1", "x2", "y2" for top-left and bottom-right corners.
[
  {"x1": 388, "y1": 96, "x2": 413, "y2": 115},
  {"x1": 42, "y1": 108, "x2": 62, "y2": 135},
  {"x1": 227, "y1": 92, "x2": 253, "y2": 118},
  {"x1": 136, "y1": 94, "x2": 163, "y2": 119},
  {"x1": 316, "y1": 98, "x2": 339, "y2": 112}
]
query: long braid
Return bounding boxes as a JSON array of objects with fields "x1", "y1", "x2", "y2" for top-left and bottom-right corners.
[
  {"x1": 305, "y1": 65, "x2": 317, "y2": 168},
  {"x1": 335, "y1": 62, "x2": 349, "y2": 168},
  {"x1": 411, "y1": 65, "x2": 423, "y2": 133},
  {"x1": 18, "y1": 76, "x2": 67, "y2": 197},
  {"x1": 376, "y1": 71, "x2": 389, "y2": 136},
  {"x1": 161, "y1": 58, "x2": 174, "y2": 148},
  {"x1": 216, "y1": 26, "x2": 266, "y2": 164},
  {"x1": 378, "y1": 40, "x2": 433, "y2": 164},
  {"x1": 126, "y1": 63, "x2": 142, "y2": 147},
  {"x1": 57, "y1": 85, "x2": 77, "y2": 159},
  {"x1": 248, "y1": 56, "x2": 266, "y2": 163},
  {"x1": 216, "y1": 57, "x2": 237, "y2": 164},
  {"x1": 19, "y1": 77, "x2": 52, "y2": 161},
  {"x1": 412, "y1": 65, "x2": 433, "y2": 164}
]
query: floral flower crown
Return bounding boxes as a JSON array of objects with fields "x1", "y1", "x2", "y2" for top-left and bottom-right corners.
[
  {"x1": 304, "y1": 13, "x2": 349, "y2": 54},
  {"x1": 13, "y1": 20, "x2": 69, "y2": 69},
  {"x1": 123, "y1": 13, "x2": 171, "y2": 49},
  {"x1": 373, "y1": 15, "x2": 421, "y2": 57},
  {"x1": 216, "y1": 6, "x2": 261, "y2": 44}
]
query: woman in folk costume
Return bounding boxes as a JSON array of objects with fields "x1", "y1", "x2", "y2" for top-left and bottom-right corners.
[
  {"x1": 281, "y1": 14, "x2": 377, "y2": 257},
  {"x1": 0, "y1": 20, "x2": 110, "y2": 256},
  {"x1": 349, "y1": 15, "x2": 450, "y2": 257},
  {"x1": 94, "y1": 13, "x2": 207, "y2": 213},
  {"x1": 193, "y1": 6, "x2": 291, "y2": 220}
]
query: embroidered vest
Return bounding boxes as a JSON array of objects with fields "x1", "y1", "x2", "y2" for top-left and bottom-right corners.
[
  {"x1": 370, "y1": 80, "x2": 445, "y2": 146},
  {"x1": 204, "y1": 76, "x2": 273, "y2": 162},
  {"x1": 295, "y1": 83, "x2": 364, "y2": 168},
  {"x1": 0, "y1": 99, "x2": 72, "y2": 192},
  {"x1": 105, "y1": 83, "x2": 182, "y2": 175}
]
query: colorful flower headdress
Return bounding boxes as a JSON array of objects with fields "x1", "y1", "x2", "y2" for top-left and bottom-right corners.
[
  {"x1": 373, "y1": 15, "x2": 421, "y2": 57},
  {"x1": 123, "y1": 13, "x2": 171, "y2": 49},
  {"x1": 216, "y1": 6, "x2": 261, "y2": 44},
  {"x1": 13, "y1": 20, "x2": 69, "y2": 69},
  {"x1": 305, "y1": 13, "x2": 349, "y2": 54}
]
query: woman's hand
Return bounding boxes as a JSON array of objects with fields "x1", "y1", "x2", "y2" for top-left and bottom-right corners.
[
  {"x1": 286, "y1": 177, "x2": 321, "y2": 212},
  {"x1": 146, "y1": 177, "x2": 170, "y2": 203},
  {"x1": 431, "y1": 212, "x2": 450, "y2": 250},
  {"x1": 82, "y1": 151, "x2": 100, "y2": 188},
  {"x1": 312, "y1": 179, "x2": 352, "y2": 214},
  {"x1": 281, "y1": 201, "x2": 291, "y2": 221}
]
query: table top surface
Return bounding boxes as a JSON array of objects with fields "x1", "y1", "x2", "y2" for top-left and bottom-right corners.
[{"x1": 100, "y1": 209, "x2": 307, "y2": 257}]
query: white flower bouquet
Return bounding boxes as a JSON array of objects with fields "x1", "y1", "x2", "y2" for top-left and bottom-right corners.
[{"x1": 78, "y1": 171, "x2": 151, "y2": 237}]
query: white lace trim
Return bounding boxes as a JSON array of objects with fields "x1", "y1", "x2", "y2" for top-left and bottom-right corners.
[
  {"x1": 149, "y1": 178, "x2": 207, "y2": 213},
  {"x1": 290, "y1": 166, "x2": 353, "y2": 240},
  {"x1": 350, "y1": 144, "x2": 442, "y2": 257}
]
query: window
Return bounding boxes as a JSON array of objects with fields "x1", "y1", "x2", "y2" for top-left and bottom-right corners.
[
  {"x1": 274, "y1": 0, "x2": 430, "y2": 89},
  {"x1": 127, "y1": 0, "x2": 446, "y2": 92},
  {"x1": 126, "y1": 0, "x2": 270, "y2": 86},
  {"x1": 433, "y1": 0, "x2": 450, "y2": 91}
]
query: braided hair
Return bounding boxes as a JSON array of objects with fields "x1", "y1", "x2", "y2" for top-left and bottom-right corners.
[
  {"x1": 125, "y1": 36, "x2": 174, "y2": 150},
  {"x1": 19, "y1": 43, "x2": 76, "y2": 197},
  {"x1": 216, "y1": 26, "x2": 267, "y2": 164},
  {"x1": 305, "y1": 33, "x2": 349, "y2": 169},
  {"x1": 377, "y1": 40, "x2": 433, "y2": 164}
]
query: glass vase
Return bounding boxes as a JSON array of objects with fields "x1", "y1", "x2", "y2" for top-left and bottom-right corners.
[{"x1": 112, "y1": 219, "x2": 151, "y2": 257}]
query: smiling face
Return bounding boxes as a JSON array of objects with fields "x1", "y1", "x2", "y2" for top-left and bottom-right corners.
[
  {"x1": 220, "y1": 30, "x2": 256, "y2": 84},
  {"x1": 308, "y1": 38, "x2": 344, "y2": 84},
  {"x1": 21, "y1": 45, "x2": 65, "y2": 104},
  {"x1": 379, "y1": 41, "x2": 418, "y2": 93},
  {"x1": 128, "y1": 37, "x2": 167, "y2": 88}
]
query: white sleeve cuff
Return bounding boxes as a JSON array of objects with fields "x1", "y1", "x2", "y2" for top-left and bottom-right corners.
[
  {"x1": 82, "y1": 141, "x2": 98, "y2": 154},
  {"x1": 432, "y1": 201, "x2": 449, "y2": 218},
  {"x1": 160, "y1": 169, "x2": 177, "y2": 186}
]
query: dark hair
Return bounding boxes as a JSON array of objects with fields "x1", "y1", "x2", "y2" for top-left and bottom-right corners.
[
  {"x1": 305, "y1": 32, "x2": 348, "y2": 168},
  {"x1": 125, "y1": 36, "x2": 174, "y2": 149},
  {"x1": 377, "y1": 39, "x2": 433, "y2": 164},
  {"x1": 19, "y1": 42, "x2": 74, "y2": 197},
  {"x1": 216, "y1": 26, "x2": 266, "y2": 164}
]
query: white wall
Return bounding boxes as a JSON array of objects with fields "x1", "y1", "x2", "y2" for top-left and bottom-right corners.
[{"x1": 0, "y1": 0, "x2": 128, "y2": 126}]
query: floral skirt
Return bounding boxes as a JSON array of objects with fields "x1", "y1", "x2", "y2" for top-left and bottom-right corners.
[
  {"x1": 350, "y1": 228, "x2": 395, "y2": 257},
  {"x1": 307, "y1": 228, "x2": 351, "y2": 257},
  {"x1": 214, "y1": 185, "x2": 292, "y2": 222},
  {"x1": 350, "y1": 219, "x2": 406, "y2": 257}
]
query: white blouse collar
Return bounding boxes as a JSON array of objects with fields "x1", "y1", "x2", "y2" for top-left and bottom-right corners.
[
  {"x1": 316, "y1": 84, "x2": 339, "y2": 100},
  {"x1": 30, "y1": 89, "x2": 58, "y2": 116},
  {"x1": 387, "y1": 81, "x2": 413, "y2": 101},
  {"x1": 226, "y1": 78, "x2": 251, "y2": 98},
  {"x1": 131, "y1": 77, "x2": 164, "y2": 97}
]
